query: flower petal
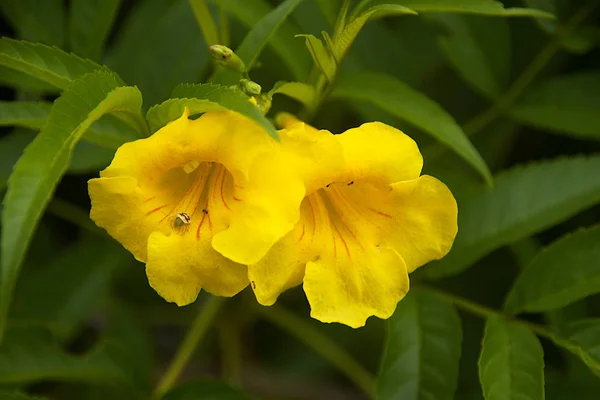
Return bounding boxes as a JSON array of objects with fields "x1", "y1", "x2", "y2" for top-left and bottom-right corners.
[
  {"x1": 387, "y1": 175, "x2": 458, "y2": 272},
  {"x1": 336, "y1": 122, "x2": 423, "y2": 184},
  {"x1": 146, "y1": 230, "x2": 248, "y2": 306},
  {"x1": 304, "y1": 245, "x2": 409, "y2": 328}
]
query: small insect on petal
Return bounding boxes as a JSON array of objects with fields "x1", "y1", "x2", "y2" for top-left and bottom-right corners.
[{"x1": 172, "y1": 212, "x2": 191, "y2": 233}]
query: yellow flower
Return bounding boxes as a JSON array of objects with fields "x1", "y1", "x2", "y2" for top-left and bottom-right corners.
[
  {"x1": 249, "y1": 114, "x2": 458, "y2": 328},
  {"x1": 88, "y1": 110, "x2": 301, "y2": 306}
]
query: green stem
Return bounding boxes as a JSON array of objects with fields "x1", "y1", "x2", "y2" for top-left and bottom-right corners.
[
  {"x1": 218, "y1": 318, "x2": 243, "y2": 385},
  {"x1": 153, "y1": 296, "x2": 225, "y2": 399},
  {"x1": 462, "y1": 0, "x2": 599, "y2": 137},
  {"x1": 421, "y1": 287, "x2": 557, "y2": 342},
  {"x1": 254, "y1": 304, "x2": 376, "y2": 399},
  {"x1": 47, "y1": 198, "x2": 104, "y2": 235}
]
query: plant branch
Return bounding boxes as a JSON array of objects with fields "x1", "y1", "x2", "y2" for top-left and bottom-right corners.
[
  {"x1": 254, "y1": 304, "x2": 376, "y2": 399},
  {"x1": 153, "y1": 296, "x2": 225, "y2": 399}
]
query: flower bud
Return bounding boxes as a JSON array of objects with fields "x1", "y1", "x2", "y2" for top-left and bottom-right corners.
[
  {"x1": 209, "y1": 45, "x2": 246, "y2": 73},
  {"x1": 239, "y1": 79, "x2": 262, "y2": 96}
]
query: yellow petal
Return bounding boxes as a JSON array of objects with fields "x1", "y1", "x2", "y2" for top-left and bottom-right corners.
[
  {"x1": 336, "y1": 122, "x2": 423, "y2": 184},
  {"x1": 304, "y1": 245, "x2": 409, "y2": 328},
  {"x1": 146, "y1": 230, "x2": 248, "y2": 306}
]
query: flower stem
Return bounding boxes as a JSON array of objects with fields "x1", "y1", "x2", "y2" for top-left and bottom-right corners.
[
  {"x1": 254, "y1": 304, "x2": 376, "y2": 399},
  {"x1": 462, "y1": 0, "x2": 599, "y2": 137},
  {"x1": 420, "y1": 286, "x2": 557, "y2": 342},
  {"x1": 153, "y1": 296, "x2": 225, "y2": 399}
]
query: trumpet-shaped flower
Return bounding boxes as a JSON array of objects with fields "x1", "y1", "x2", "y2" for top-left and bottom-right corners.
[
  {"x1": 249, "y1": 115, "x2": 458, "y2": 328},
  {"x1": 88, "y1": 110, "x2": 303, "y2": 306}
]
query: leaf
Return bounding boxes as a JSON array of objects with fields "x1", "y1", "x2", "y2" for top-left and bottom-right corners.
[
  {"x1": 478, "y1": 316, "x2": 545, "y2": 400},
  {"x1": 559, "y1": 319, "x2": 600, "y2": 377},
  {"x1": 165, "y1": 83, "x2": 278, "y2": 139},
  {"x1": 0, "y1": 101, "x2": 51, "y2": 130},
  {"x1": 0, "y1": 101, "x2": 143, "y2": 150},
  {"x1": 0, "y1": 70, "x2": 143, "y2": 341},
  {"x1": 353, "y1": 0, "x2": 554, "y2": 18},
  {"x1": 163, "y1": 380, "x2": 255, "y2": 400},
  {"x1": 105, "y1": 0, "x2": 209, "y2": 107},
  {"x1": 509, "y1": 73, "x2": 600, "y2": 140},
  {"x1": 212, "y1": 0, "x2": 310, "y2": 80},
  {"x1": 68, "y1": 0, "x2": 121, "y2": 61},
  {"x1": 0, "y1": 328, "x2": 132, "y2": 384},
  {"x1": 378, "y1": 290, "x2": 462, "y2": 400},
  {"x1": 425, "y1": 155, "x2": 600, "y2": 279},
  {"x1": 426, "y1": 13, "x2": 510, "y2": 99},
  {"x1": 334, "y1": 4, "x2": 416, "y2": 62},
  {"x1": 234, "y1": 0, "x2": 305, "y2": 72},
  {"x1": 189, "y1": 0, "x2": 220, "y2": 46},
  {"x1": 269, "y1": 81, "x2": 316, "y2": 109},
  {"x1": 9, "y1": 235, "x2": 127, "y2": 339},
  {"x1": 296, "y1": 34, "x2": 336, "y2": 82},
  {"x1": 147, "y1": 98, "x2": 227, "y2": 133},
  {"x1": 504, "y1": 224, "x2": 600, "y2": 314},
  {"x1": 332, "y1": 71, "x2": 492, "y2": 183},
  {"x1": 0, "y1": 66, "x2": 58, "y2": 93},
  {"x1": 0, "y1": 0, "x2": 65, "y2": 47},
  {"x1": 0, "y1": 37, "x2": 105, "y2": 89},
  {"x1": 0, "y1": 392, "x2": 48, "y2": 400},
  {"x1": 0, "y1": 132, "x2": 35, "y2": 193}
]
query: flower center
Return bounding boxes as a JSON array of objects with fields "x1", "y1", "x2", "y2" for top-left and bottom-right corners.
[{"x1": 140, "y1": 161, "x2": 239, "y2": 238}]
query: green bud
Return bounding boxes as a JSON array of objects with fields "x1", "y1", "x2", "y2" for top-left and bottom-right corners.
[
  {"x1": 209, "y1": 45, "x2": 246, "y2": 73},
  {"x1": 255, "y1": 94, "x2": 272, "y2": 115},
  {"x1": 239, "y1": 79, "x2": 262, "y2": 96}
]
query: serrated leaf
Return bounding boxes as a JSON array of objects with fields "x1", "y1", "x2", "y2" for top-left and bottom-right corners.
[
  {"x1": 425, "y1": 155, "x2": 600, "y2": 279},
  {"x1": 167, "y1": 83, "x2": 278, "y2": 139},
  {"x1": 0, "y1": 0, "x2": 65, "y2": 47},
  {"x1": 212, "y1": 0, "x2": 310, "y2": 80},
  {"x1": 335, "y1": 4, "x2": 416, "y2": 62},
  {"x1": 0, "y1": 37, "x2": 105, "y2": 89},
  {"x1": 378, "y1": 290, "x2": 462, "y2": 400},
  {"x1": 354, "y1": 0, "x2": 554, "y2": 17},
  {"x1": 105, "y1": 0, "x2": 209, "y2": 107},
  {"x1": 509, "y1": 73, "x2": 600, "y2": 140},
  {"x1": 0, "y1": 101, "x2": 143, "y2": 150},
  {"x1": 427, "y1": 13, "x2": 510, "y2": 99},
  {"x1": 296, "y1": 34, "x2": 336, "y2": 82},
  {"x1": 68, "y1": 0, "x2": 120, "y2": 61},
  {"x1": 0, "y1": 65, "x2": 58, "y2": 93},
  {"x1": 332, "y1": 71, "x2": 492, "y2": 183},
  {"x1": 0, "y1": 71, "x2": 143, "y2": 341},
  {"x1": 478, "y1": 316, "x2": 545, "y2": 400},
  {"x1": 504, "y1": 224, "x2": 600, "y2": 314},
  {"x1": 269, "y1": 81, "x2": 316, "y2": 109},
  {"x1": 560, "y1": 319, "x2": 600, "y2": 377},
  {"x1": 163, "y1": 380, "x2": 255, "y2": 400}
]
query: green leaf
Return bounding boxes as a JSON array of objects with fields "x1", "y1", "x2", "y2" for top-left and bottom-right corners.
[
  {"x1": 478, "y1": 316, "x2": 545, "y2": 400},
  {"x1": 335, "y1": 4, "x2": 416, "y2": 62},
  {"x1": 189, "y1": 0, "x2": 220, "y2": 46},
  {"x1": 0, "y1": 38, "x2": 105, "y2": 89},
  {"x1": 0, "y1": 70, "x2": 143, "y2": 341},
  {"x1": 269, "y1": 81, "x2": 316, "y2": 109},
  {"x1": 68, "y1": 0, "x2": 121, "y2": 61},
  {"x1": 0, "y1": 0, "x2": 65, "y2": 47},
  {"x1": 0, "y1": 66, "x2": 58, "y2": 93},
  {"x1": 164, "y1": 380, "x2": 255, "y2": 400},
  {"x1": 0, "y1": 101, "x2": 143, "y2": 150},
  {"x1": 332, "y1": 71, "x2": 492, "y2": 183},
  {"x1": 354, "y1": 0, "x2": 554, "y2": 17},
  {"x1": 212, "y1": 0, "x2": 310, "y2": 80},
  {"x1": 105, "y1": 0, "x2": 209, "y2": 107},
  {"x1": 9, "y1": 235, "x2": 127, "y2": 339},
  {"x1": 425, "y1": 155, "x2": 600, "y2": 279},
  {"x1": 0, "y1": 101, "x2": 51, "y2": 130},
  {"x1": 559, "y1": 319, "x2": 600, "y2": 377},
  {"x1": 504, "y1": 224, "x2": 600, "y2": 314},
  {"x1": 235, "y1": 0, "x2": 305, "y2": 72},
  {"x1": 0, "y1": 392, "x2": 48, "y2": 400},
  {"x1": 378, "y1": 290, "x2": 462, "y2": 400},
  {"x1": 162, "y1": 83, "x2": 278, "y2": 139},
  {"x1": 509, "y1": 73, "x2": 600, "y2": 140},
  {"x1": 0, "y1": 132, "x2": 34, "y2": 193},
  {"x1": 296, "y1": 34, "x2": 336, "y2": 82},
  {"x1": 426, "y1": 13, "x2": 510, "y2": 99}
]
